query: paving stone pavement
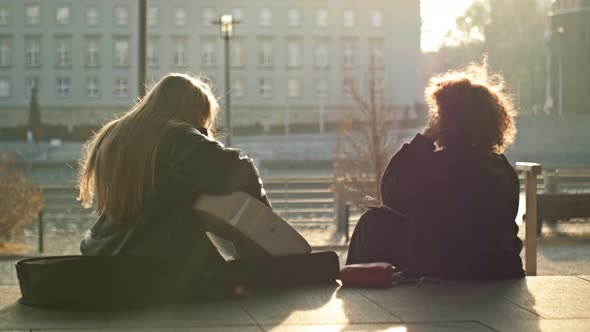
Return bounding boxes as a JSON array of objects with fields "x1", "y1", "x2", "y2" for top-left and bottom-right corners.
[{"x1": 1, "y1": 276, "x2": 590, "y2": 331}]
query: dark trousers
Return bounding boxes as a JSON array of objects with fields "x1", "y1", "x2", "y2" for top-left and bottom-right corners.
[{"x1": 346, "y1": 207, "x2": 410, "y2": 268}]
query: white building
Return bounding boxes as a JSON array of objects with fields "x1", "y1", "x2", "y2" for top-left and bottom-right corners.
[{"x1": 0, "y1": 0, "x2": 422, "y2": 137}]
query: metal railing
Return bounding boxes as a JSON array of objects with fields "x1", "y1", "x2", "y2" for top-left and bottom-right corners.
[
  {"x1": 21, "y1": 168, "x2": 590, "y2": 254},
  {"x1": 32, "y1": 177, "x2": 362, "y2": 234},
  {"x1": 34, "y1": 170, "x2": 590, "y2": 226},
  {"x1": 517, "y1": 168, "x2": 590, "y2": 193}
]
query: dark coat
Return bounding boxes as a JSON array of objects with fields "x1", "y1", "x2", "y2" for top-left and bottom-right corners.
[
  {"x1": 80, "y1": 125, "x2": 271, "y2": 262},
  {"x1": 380, "y1": 134, "x2": 524, "y2": 279}
]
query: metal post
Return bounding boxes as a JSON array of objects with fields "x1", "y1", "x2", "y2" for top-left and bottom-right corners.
[
  {"x1": 284, "y1": 103, "x2": 290, "y2": 136},
  {"x1": 37, "y1": 211, "x2": 44, "y2": 253},
  {"x1": 558, "y1": 54, "x2": 563, "y2": 115},
  {"x1": 541, "y1": 171, "x2": 560, "y2": 234},
  {"x1": 285, "y1": 179, "x2": 289, "y2": 217},
  {"x1": 138, "y1": 0, "x2": 147, "y2": 98},
  {"x1": 557, "y1": 27, "x2": 564, "y2": 115},
  {"x1": 319, "y1": 95, "x2": 325, "y2": 134},
  {"x1": 516, "y1": 162, "x2": 542, "y2": 277},
  {"x1": 344, "y1": 204, "x2": 350, "y2": 242},
  {"x1": 224, "y1": 35, "x2": 232, "y2": 146},
  {"x1": 335, "y1": 183, "x2": 346, "y2": 233},
  {"x1": 544, "y1": 27, "x2": 552, "y2": 113},
  {"x1": 525, "y1": 171, "x2": 538, "y2": 276}
]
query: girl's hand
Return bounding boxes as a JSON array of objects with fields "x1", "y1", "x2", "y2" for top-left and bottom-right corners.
[{"x1": 421, "y1": 122, "x2": 442, "y2": 144}]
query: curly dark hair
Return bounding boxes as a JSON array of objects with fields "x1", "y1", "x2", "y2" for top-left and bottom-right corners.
[{"x1": 424, "y1": 61, "x2": 517, "y2": 154}]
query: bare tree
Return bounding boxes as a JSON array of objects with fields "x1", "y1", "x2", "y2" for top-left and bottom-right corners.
[
  {"x1": 333, "y1": 64, "x2": 404, "y2": 208},
  {"x1": 0, "y1": 154, "x2": 44, "y2": 245}
]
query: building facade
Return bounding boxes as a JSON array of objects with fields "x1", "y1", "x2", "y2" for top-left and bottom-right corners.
[
  {"x1": 548, "y1": 0, "x2": 590, "y2": 115},
  {"x1": 0, "y1": 0, "x2": 422, "y2": 138}
]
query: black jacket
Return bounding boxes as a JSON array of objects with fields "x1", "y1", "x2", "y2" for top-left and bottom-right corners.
[
  {"x1": 381, "y1": 134, "x2": 524, "y2": 279},
  {"x1": 80, "y1": 125, "x2": 271, "y2": 260}
]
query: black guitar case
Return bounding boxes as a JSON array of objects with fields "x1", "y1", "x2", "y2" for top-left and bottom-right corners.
[{"x1": 16, "y1": 251, "x2": 340, "y2": 309}]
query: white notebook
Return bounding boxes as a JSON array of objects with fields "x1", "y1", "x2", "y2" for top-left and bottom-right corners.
[{"x1": 193, "y1": 191, "x2": 311, "y2": 258}]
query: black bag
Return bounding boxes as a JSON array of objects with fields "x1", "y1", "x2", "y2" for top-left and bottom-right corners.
[{"x1": 16, "y1": 251, "x2": 339, "y2": 309}]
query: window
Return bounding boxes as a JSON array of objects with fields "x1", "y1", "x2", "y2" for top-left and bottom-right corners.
[
  {"x1": 202, "y1": 8, "x2": 215, "y2": 26},
  {"x1": 232, "y1": 78, "x2": 244, "y2": 97},
  {"x1": 259, "y1": 8, "x2": 272, "y2": 27},
  {"x1": 0, "y1": 38, "x2": 11, "y2": 66},
  {"x1": 370, "y1": 10, "x2": 383, "y2": 28},
  {"x1": 85, "y1": 38, "x2": 100, "y2": 67},
  {"x1": 56, "y1": 77, "x2": 70, "y2": 98},
  {"x1": 343, "y1": 78, "x2": 355, "y2": 98},
  {"x1": 115, "y1": 78, "x2": 128, "y2": 97},
  {"x1": 316, "y1": 9, "x2": 328, "y2": 28},
  {"x1": 114, "y1": 38, "x2": 129, "y2": 66},
  {"x1": 174, "y1": 7, "x2": 187, "y2": 26},
  {"x1": 86, "y1": 77, "x2": 99, "y2": 98},
  {"x1": 343, "y1": 10, "x2": 355, "y2": 27},
  {"x1": 173, "y1": 39, "x2": 187, "y2": 67},
  {"x1": 287, "y1": 79, "x2": 300, "y2": 97},
  {"x1": 259, "y1": 40, "x2": 273, "y2": 67},
  {"x1": 26, "y1": 5, "x2": 40, "y2": 25},
  {"x1": 114, "y1": 6, "x2": 129, "y2": 26},
  {"x1": 0, "y1": 5, "x2": 10, "y2": 25},
  {"x1": 86, "y1": 5, "x2": 100, "y2": 25},
  {"x1": 343, "y1": 40, "x2": 356, "y2": 68},
  {"x1": 316, "y1": 79, "x2": 328, "y2": 99},
  {"x1": 0, "y1": 78, "x2": 10, "y2": 98},
  {"x1": 55, "y1": 38, "x2": 70, "y2": 67},
  {"x1": 231, "y1": 41, "x2": 244, "y2": 67},
  {"x1": 26, "y1": 37, "x2": 41, "y2": 67},
  {"x1": 287, "y1": 41, "x2": 301, "y2": 68},
  {"x1": 315, "y1": 42, "x2": 329, "y2": 68},
  {"x1": 371, "y1": 48, "x2": 384, "y2": 67},
  {"x1": 202, "y1": 41, "x2": 215, "y2": 67},
  {"x1": 232, "y1": 8, "x2": 243, "y2": 22},
  {"x1": 374, "y1": 76, "x2": 385, "y2": 98},
  {"x1": 147, "y1": 6, "x2": 158, "y2": 27},
  {"x1": 56, "y1": 6, "x2": 70, "y2": 25},
  {"x1": 26, "y1": 77, "x2": 40, "y2": 98},
  {"x1": 287, "y1": 8, "x2": 300, "y2": 27},
  {"x1": 259, "y1": 78, "x2": 272, "y2": 98},
  {"x1": 370, "y1": 40, "x2": 384, "y2": 67},
  {"x1": 146, "y1": 39, "x2": 158, "y2": 67}
]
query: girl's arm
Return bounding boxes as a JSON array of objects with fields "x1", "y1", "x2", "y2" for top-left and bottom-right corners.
[
  {"x1": 380, "y1": 133, "x2": 438, "y2": 216},
  {"x1": 169, "y1": 128, "x2": 271, "y2": 208}
]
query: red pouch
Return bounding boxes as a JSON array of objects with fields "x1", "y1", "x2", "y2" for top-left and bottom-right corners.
[{"x1": 339, "y1": 263, "x2": 395, "y2": 288}]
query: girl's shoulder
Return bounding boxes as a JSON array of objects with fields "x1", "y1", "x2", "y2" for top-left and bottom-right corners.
[
  {"x1": 162, "y1": 122, "x2": 247, "y2": 164},
  {"x1": 164, "y1": 122, "x2": 209, "y2": 141},
  {"x1": 163, "y1": 122, "x2": 221, "y2": 151}
]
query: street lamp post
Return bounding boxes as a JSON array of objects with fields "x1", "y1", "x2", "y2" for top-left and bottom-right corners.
[
  {"x1": 138, "y1": 0, "x2": 147, "y2": 98},
  {"x1": 544, "y1": 24, "x2": 552, "y2": 114},
  {"x1": 216, "y1": 14, "x2": 235, "y2": 146},
  {"x1": 557, "y1": 26, "x2": 565, "y2": 116}
]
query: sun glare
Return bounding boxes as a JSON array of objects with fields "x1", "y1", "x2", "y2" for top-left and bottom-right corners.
[{"x1": 421, "y1": 0, "x2": 475, "y2": 53}]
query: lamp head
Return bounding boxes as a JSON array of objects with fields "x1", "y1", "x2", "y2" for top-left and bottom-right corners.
[{"x1": 220, "y1": 14, "x2": 234, "y2": 37}]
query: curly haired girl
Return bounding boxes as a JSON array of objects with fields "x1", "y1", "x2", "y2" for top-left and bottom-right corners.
[{"x1": 347, "y1": 61, "x2": 524, "y2": 279}]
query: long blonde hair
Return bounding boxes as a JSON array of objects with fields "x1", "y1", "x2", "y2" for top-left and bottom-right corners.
[{"x1": 78, "y1": 73, "x2": 220, "y2": 221}]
